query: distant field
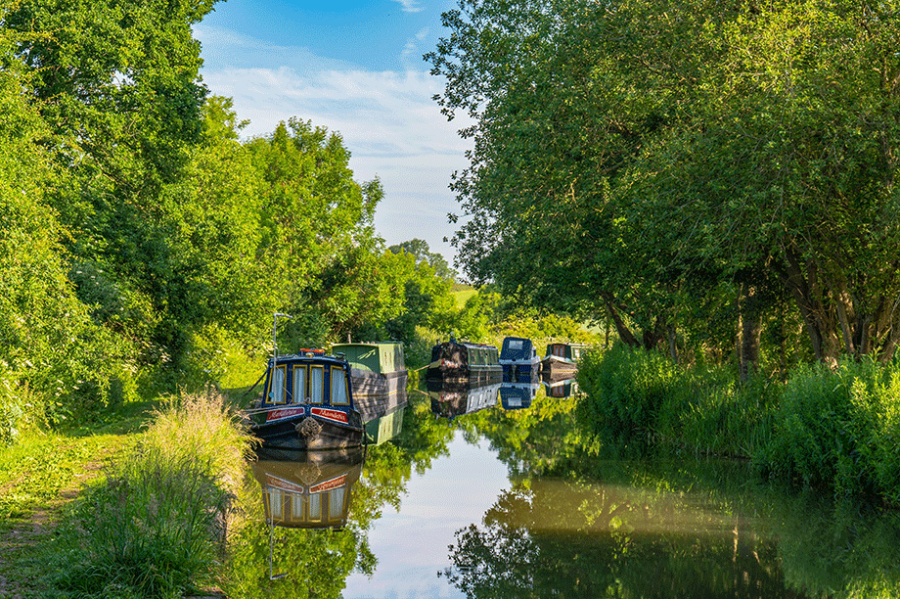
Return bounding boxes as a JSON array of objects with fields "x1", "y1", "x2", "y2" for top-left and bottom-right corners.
[{"x1": 453, "y1": 288, "x2": 477, "y2": 308}]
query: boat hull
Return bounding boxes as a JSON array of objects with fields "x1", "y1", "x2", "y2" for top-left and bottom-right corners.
[
  {"x1": 540, "y1": 355, "x2": 578, "y2": 376},
  {"x1": 249, "y1": 406, "x2": 364, "y2": 450},
  {"x1": 350, "y1": 369, "x2": 409, "y2": 421}
]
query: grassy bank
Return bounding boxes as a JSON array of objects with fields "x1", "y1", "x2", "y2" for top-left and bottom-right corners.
[
  {"x1": 0, "y1": 390, "x2": 255, "y2": 598},
  {"x1": 577, "y1": 344, "x2": 900, "y2": 506}
]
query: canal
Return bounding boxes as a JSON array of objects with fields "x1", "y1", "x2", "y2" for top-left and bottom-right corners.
[{"x1": 228, "y1": 377, "x2": 900, "y2": 598}]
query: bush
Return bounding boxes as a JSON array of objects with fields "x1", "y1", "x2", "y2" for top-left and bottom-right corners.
[
  {"x1": 577, "y1": 344, "x2": 677, "y2": 444},
  {"x1": 578, "y1": 343, "x2": 778, "y2": 458},
  {"x1": 757, "y1": 359, "x2": 900, "y2": 502}
]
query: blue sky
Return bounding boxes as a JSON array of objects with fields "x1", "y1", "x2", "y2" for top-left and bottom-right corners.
[{"x1": 195, "y1": 0, "x2": 472, "y2": 264}]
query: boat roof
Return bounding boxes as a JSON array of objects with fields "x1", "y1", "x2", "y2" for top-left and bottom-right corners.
[
  {"x1": 268, "y1": 351, "x2": 346, "y2": 365},
  {"x1": 331, "y1": 342, "x2": 405, "y2": 372}
]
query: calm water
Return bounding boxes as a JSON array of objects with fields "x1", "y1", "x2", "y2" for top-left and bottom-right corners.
[{"x1": 230, "y1": 377, "x2": 900, "y2": 598}]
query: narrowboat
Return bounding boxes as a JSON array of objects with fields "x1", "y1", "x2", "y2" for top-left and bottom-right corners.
[
  {"x1": 541, "y1": 343, "x2": 588, "y2": 376},
  {"x1": 252, "y1": 447, "x2": 365, "y2": 531},
  {"x1": 245, "y1": 350, "x2": 364, "y2": 450},
  {"x1": 331, "y1": 342, "x2": 408, "y2": 421},
  {"x1": 426, "y1": 377, "x2": 500, "y2": 420},
  {"x1": 499, "y1": 336, "x2": 541, "y2": 377},
  {"x1": 426, "y1": 338, "x2": 502, "y2": 381}
]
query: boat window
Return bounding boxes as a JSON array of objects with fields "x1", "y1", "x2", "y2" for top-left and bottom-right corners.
[
  {"x1": 330, "y1": 488, "x2": 346, "y2": 519},
  {"x1": 331, "y1": 367, "x2": 350, "y2": 405},
  {"x1": 268, "y1": 366, "x2": 287, "y2": 405},
  {"x1": 291, "y1": 494, "x2": 303, "y2": 520},
  {"x1": 308, "y1": 493, "x2": 322, "y2": 521},
  {"x1": 310, "y1": 366, "x2": 324, "y2": 404},
  {"x1": 573, "y1": 347, "x2": 582, "y2": 359},
  {"x1": 508, "y1": 339, "x2": 523, "y2": 350},
  {"x1": 292, "y1": 366, "x2": 307, "y2": 403},
  {"x1": 268, "y1": 489, "x2": 283, "y2": 519}
]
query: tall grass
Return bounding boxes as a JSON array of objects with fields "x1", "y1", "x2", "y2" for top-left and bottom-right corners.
[
  {"x1": 578, "y1": 345, "x2": 900, "y2": 505},
  {"x1": 757, "y1": 360, "x2": 900, "y2": 502},
  {"x1": 55, "y1": 388, "x2": 256, "y2": 598}
]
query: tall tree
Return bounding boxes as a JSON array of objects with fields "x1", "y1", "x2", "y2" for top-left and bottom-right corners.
[{"x1": 429, "y1": 0, "x2": 900, "y2": 363}]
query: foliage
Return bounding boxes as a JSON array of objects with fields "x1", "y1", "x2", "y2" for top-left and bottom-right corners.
[
  {"x1": 428, "y1": 0, "x2": 900, "y2": 364},
  {"x1": 53, "y1": 389, "x2": 254, "y2": 598},
  {"x1": 579, "y1": 345, "x2": 900, "y2": 504},
  {"x1": 757, "y1": 359, "x2": 900, "y2": 502}
]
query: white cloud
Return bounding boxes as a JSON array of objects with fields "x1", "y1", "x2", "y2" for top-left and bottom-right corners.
[
  {"x1": 391, "y1": 0, "x2": 426, "y2": 13},
  {"x1": 195, "y1": 24, "x2": 474, "y2": 263}
]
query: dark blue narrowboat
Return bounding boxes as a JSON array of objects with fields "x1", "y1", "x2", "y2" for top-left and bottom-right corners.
[
  {"x1": 499, "y1": 336, "x2": 541, "y2": 377},
  {"x1": 245, "y1": 349, "x2": 364, "y2": 450}
]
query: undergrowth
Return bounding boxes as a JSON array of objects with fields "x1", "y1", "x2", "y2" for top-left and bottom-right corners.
[
  {"x1": 578, "y1": 344, "x2": 900, "y2": 505},
  {"x1": 50, "y1": 388, "x2": 256, "y2": 598}
]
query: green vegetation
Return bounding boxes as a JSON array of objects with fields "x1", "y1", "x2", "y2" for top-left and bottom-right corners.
[
  {"x1": 0, "y1": 390, "x2": 253, "y2": 599},
  {"x1": 577, "y1": 345, "x2": 900, "y2": 506},
  {"x1": 426, "y1": 0, "x2": 900, "y2": 505},
  {"x1": 429, "y1": 0, "x2": 900, "y2": 367}
]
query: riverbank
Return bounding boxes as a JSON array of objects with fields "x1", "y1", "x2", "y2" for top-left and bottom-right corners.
[
  {"x1": 0, "y1": 391, "x2": 253, "y2": 599},
  {"x1": 577, "y1": 344, "x2": 900, "y2": 507},
  {"x1": 0, "y1": 404, "x2": 151, "y2": 598}
]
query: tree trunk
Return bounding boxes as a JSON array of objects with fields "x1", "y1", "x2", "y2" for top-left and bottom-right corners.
[
  {"x1": 740, "y1": 287, "x2": 760, "y2": 383},
  {"x1": 600, "y1": 291, "x2": 640, "y2": 348}
]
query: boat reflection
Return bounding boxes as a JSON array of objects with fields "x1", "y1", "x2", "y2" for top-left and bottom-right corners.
[
  {"x1": 499, "y1": 374, "x2": 541, "y2": 410},
  {"x1": 251, "y1": 446, "x2": 365, "y2": 531},
  {"x1": 541, "y1": 373, "x2": 580, "y2": 399},
  {"x1": 426, "y1": 377, "x2": 500, "y2": 419},
  {"x1": 364, "y1": 402, "x2": 406, "y2": 446}
]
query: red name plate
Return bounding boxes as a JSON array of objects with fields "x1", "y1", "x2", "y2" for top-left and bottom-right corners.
[
  {"x1": 310, "y1": 407, "x2": 349, "y2": 423},
  {"x1": 266, "y1": 407, "x2": 305, "y2": 422}
]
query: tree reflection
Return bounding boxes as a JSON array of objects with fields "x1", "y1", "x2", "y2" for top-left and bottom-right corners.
[
  {"x1": 455, "y1": 393, "x2": 900, "y2": 599},
  {"x1": 443, "y1": 480, "x2": 807, "y2": 599}
]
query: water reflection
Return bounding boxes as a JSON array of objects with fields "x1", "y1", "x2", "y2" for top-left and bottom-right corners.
[
  {"x1": 227, "y1": 378, "x2": 900, "y2": 599},
  {"x1": 499, "y1": 376, "x2": 541, "y2": 410},
  {"x1": 541, "y1": 373, "x2": 579, "y2": 398},
  {"x1": 252, "y1": 447, "x2": 365, "y2": 530},
  {"x1": 426, "y1": 377, "x2": 501, "y2": 420}
]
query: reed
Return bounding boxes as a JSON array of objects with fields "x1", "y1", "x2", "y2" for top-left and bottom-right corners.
[
  {"x1": 579, "y1": 346, "x2": 900, "y2": 504},
  {"x1": 55, "y1": 388, "x2": 256, "y2": 598}
]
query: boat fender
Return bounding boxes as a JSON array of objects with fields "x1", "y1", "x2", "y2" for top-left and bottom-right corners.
[{"x1": 297, "y1": 417, "x2": 322, "y2": 439}]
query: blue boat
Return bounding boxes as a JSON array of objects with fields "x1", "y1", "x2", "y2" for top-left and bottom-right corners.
[
  {"x1": 245, "y1": 349, "x2": 364, "y2": 450},
  {"x1": 499, "y1": 336, "x2": 541, "y2": 377}
]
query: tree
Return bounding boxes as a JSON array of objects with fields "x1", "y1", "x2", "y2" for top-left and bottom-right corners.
[
  {"x1": 429, "y1": 0, "x2": 900, "y2": 364},
  {"x1": 388, "y1": 238, "x2": 457, "y2": 281}
]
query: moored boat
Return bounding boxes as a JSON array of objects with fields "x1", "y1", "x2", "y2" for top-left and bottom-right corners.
[
  {"x1": 331, "y1": 342, "x2": 408, "y2": 421},
  {"x1": 540, "y1": 343, "x2": 588, "y2": 376},
  {"x1": 499, "y1": 336, "x2": 541, "y2": 377},
  {"x1": 426, "y1": 339, "x2": 502, "y2": 381},
  {"x1": 245, "y1": 349, "x2": 364, "y2": 450}
]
